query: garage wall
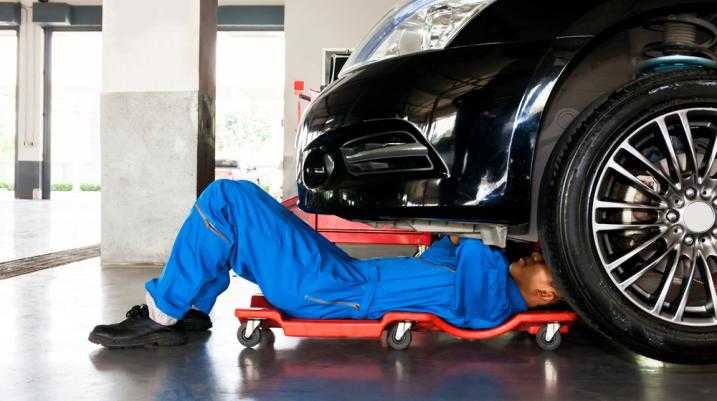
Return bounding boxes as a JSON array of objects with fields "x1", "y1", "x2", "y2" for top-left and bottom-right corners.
[{"x1": 282, "y1": 0, "x2": 396, "y2": 197}]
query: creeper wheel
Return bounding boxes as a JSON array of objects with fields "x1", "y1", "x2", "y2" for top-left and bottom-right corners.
[
  {"x1": 536, "y1": 324, "x2": 562, "y2": 351},
  {"x1": 238, "y1": 321, "x2": 263, "y2": 348},
  {"x1": 387, "y1": 322, "x2": 412, "y2": 351}
]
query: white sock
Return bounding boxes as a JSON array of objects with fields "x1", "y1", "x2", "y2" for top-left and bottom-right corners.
[{"x1": 145, "y1": 292, "x2": 179, "y2": 326}]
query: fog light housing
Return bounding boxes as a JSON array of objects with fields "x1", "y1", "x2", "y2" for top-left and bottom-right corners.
[{"x1": 302, "y1": 148, "x2": 335, "y2": 189}]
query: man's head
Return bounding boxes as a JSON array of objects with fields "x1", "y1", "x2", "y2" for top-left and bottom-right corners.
[{"x1": 509, "y1": 252, "x2": 560, "y2": 308}]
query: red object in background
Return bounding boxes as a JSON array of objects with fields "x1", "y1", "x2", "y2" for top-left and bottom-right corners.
[
  {"x1": 294, "y1": 80, "x2": 309, "y2": 127},
  {"x1": 281, "y1": 196, "x2": 433, "y2": 247},
  {"x1": 293, "y1": 80, "x2": 305, "y2": 93},
  {"x1": 236, "y1": 295, "x2": 578, "y2": 344}
]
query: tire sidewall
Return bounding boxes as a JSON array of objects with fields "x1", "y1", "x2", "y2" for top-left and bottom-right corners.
[{"x1": 547, "y1": 71, "x2": 717, "y2": 362}]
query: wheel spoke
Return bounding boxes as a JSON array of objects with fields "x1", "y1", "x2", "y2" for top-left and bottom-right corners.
[
  {"x1": 594, "y1": 223, "x2": 665, "y2": 232},
  {"x1": 594, "y1": 200, "x2": 667, "y2": 210},
  {"x1": 621, "y1": 143, "x2": 680, "y2": 191},
  {"x1": 656, "y1": 117, "x2": 683, "y2": 184},
  {"x1": 605, "y1": 231, "x2": 666, "y2": 272},
  {"x1": 672, "y1": 253, "x2": 698, "y2": 323},
  {"x1": 651, "y1": 250, "x2": 681, "y2": 316},
  {"x1": 697, "y1": 252, "x2": 717, "y2": 320},
  {"x1": 607, "y1": 161, "x2": 665, "y2": 201},
  {"x1": 702, "y1": 129, "x2": 717, "y2": 182},
  {"x1": 678, "y1": 111, "x2": 700, "y2": 178},
  {"x1": 618, "y1": 242, "x2": 678, "y2": 290}
]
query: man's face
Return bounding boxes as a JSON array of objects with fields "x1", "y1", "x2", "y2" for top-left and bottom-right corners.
[{"x1": 511, "y1": 252, "x2": 560, "y2": 307}]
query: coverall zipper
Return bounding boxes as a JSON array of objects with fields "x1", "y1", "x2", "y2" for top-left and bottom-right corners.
[
  {"x1": 422, "y1": 261, "x2": 455, "y2": 272},
  {"x1": 305, "y1": 295, "x2": 360, "y2": 311},
  {"x1": 430, "y1": 264, "x2": 456, "y2": 272},
  {"x1": 194, "y1": 204, "x2": 229, "y2": 243}
]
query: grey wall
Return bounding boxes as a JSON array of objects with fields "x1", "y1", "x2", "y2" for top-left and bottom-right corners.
[{"x1": 100, "y1": 92, "x2": 204, "y2": 265}]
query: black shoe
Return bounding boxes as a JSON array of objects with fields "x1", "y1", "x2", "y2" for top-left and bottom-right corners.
[
  {"x1": 178, "y1": 309, "x2": 213, "y2": 332},
  {"x1": 88, "y1": 305, "x2": 187, "y2": 349}
]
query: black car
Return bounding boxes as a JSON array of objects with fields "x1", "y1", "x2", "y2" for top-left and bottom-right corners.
[{"x1": 296, "y1": 0, "x2": 717, "y2": 363}]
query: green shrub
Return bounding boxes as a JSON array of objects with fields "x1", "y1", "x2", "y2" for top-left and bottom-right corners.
[
  {"x1": 51, "y1": 183, "x2": 73, "y2": 192},
  {"x1": 80, "y1": 183, "x2": 101, "y2": 192},
  {"x1": 0, "y1": 182, "x2": 7, "y2": 190}
]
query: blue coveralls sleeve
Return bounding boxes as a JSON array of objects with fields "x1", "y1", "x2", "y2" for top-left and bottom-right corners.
[
  {"x1": 452, "y1": 239, "x2": 528, "y2": 329},
  {"x1": 418, "y1": 236, "x2": 454, "y2": 262}
]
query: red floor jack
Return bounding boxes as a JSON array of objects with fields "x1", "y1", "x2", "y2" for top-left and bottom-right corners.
[
  {"x1": 235, "y1": 198, "x2": 579, "y2": 351},
  {"x1": 235, "y1": 295, "x2": 577, "y2": 351}
]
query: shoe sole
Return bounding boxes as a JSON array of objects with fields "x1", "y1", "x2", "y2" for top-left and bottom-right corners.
[
  {"x1": 88, "y1": 331, "x2": 187, "y2": 349},
  {"x1": 179, "y1": 321, "x2": 212, "y2": 332}
]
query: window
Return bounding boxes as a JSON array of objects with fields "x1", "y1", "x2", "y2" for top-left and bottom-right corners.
[
  {"x1": 215, "y1": 31, "x2": 285, "y2": 198},
  {"x1": 0, "y1": 29, "x2": 17, "y2": 194},
  {"x1": 49, "y1": 31, "x2": 102, "y2": 193}
]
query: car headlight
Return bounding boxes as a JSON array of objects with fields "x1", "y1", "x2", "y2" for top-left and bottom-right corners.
[{"x1": 340, "y1": 0, "x2": 496, "y2": 76}]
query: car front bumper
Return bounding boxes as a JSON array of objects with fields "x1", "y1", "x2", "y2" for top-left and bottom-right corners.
[{"x1": 296, "y1": 40, "x2": 561, "y2": 228}]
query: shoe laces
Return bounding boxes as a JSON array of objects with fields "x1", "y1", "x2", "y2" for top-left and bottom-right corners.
[{"x1": 126, "y1": 304, "x2": 149, "y2": 319}]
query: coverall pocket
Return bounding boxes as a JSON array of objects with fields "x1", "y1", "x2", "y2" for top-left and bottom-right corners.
[
  {"x1": 289, "y1": 277, "x2": 375, "y2": 320},
  {"x1": 194, "y1": 204, "x2": 229, "y2": 243}
]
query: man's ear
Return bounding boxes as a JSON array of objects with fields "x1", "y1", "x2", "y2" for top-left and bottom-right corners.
[{"x1": 536, "y1": 289, "x2": 558, "y2": 303}]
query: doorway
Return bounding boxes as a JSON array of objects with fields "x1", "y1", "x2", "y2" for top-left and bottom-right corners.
[
  {"x1": 0, "y1": 29, "x2": 16, "y2": 198},
  {"x1": 216, "y1": 31, "x2": 285, "y2": 199},
  {"x1": 47, "y1": 30, "x2": 102, "y2": 198}
]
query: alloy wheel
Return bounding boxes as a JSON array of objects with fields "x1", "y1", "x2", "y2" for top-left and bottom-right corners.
[{"x1": 592, "y1": 108, "x2": 717, "y2": 326}]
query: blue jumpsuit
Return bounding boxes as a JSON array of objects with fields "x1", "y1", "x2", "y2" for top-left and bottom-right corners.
[{"x1": 145, "y1": 180, "x2": 528, "y2": 329}]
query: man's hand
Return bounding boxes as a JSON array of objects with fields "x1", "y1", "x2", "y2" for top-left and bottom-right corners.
[{"x1": 516, "y1": 252, "x2": 544, "y2": 268}]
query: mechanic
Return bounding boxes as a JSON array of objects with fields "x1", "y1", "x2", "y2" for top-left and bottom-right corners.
[{"x1": 89, "y1": 180, "x2": 560, "y2": 348}]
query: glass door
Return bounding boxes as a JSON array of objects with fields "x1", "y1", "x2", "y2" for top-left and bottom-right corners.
[
  {"x1": 216, "y1": 31, "x2": 285, "y2": 198},
  {"x1": 49, "y1": 31, "x2": 102, "y2": 196},
  {"x1": 0, "y1": 29, "x2": 17, "y2": 197}
]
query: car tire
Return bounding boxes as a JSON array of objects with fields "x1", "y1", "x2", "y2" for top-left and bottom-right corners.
[{"x1": 540, "y1": 70, "x2": 717, "y2": 363}]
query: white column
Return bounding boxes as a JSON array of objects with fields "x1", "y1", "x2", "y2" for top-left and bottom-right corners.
[
  {"x1": 101, "y1": 0, "x2": 217, "y2": 266},
  {"x1": 14, "y1": 3, "x2": 45, "y2": 199}
]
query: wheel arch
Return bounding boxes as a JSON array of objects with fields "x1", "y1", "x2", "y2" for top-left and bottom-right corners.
[
  {"x1": 454, "y1": 0, "x2": 717, "y2": 45},
  {"x1": 517, "y1": 0, "x2": 717, "y2": 241}
]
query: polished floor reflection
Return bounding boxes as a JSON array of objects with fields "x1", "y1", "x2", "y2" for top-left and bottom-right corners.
[
  {"x1": 0, "y1": 191, "x2": 100, "y2": 262},
  {"x1": 1, "y1": 258, "x2": 716, "y2": 401}
]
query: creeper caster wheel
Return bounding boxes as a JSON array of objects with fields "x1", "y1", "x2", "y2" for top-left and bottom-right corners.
[
  {"x1": 387, "y1": 321, "x2": 412, "y2": 351},
  {"x1": 536, "y1": 323, "x2": 562, "y2": 351},
  {"x1": 238, "y1": 320, "x2": 271, "y2": 348},
  {"x1": 262, "y1": 326, "x2": 276, "y2": 345}
]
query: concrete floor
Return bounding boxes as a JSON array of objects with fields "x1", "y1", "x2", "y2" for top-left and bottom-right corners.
[
  {"x1": 0, "y1": 191, "x2": 100, "y2": 262},
  {"x1": 3, "y1": 258, "x2": 717, "y2": 401}
]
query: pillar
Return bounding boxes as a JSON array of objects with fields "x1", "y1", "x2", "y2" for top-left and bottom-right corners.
[
  {"x1": 14, "y1": 4, "x2": 44, "y2": 200},
  {"x1": 101, "y1": 0, "x2": 217, "y2": 266}
]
